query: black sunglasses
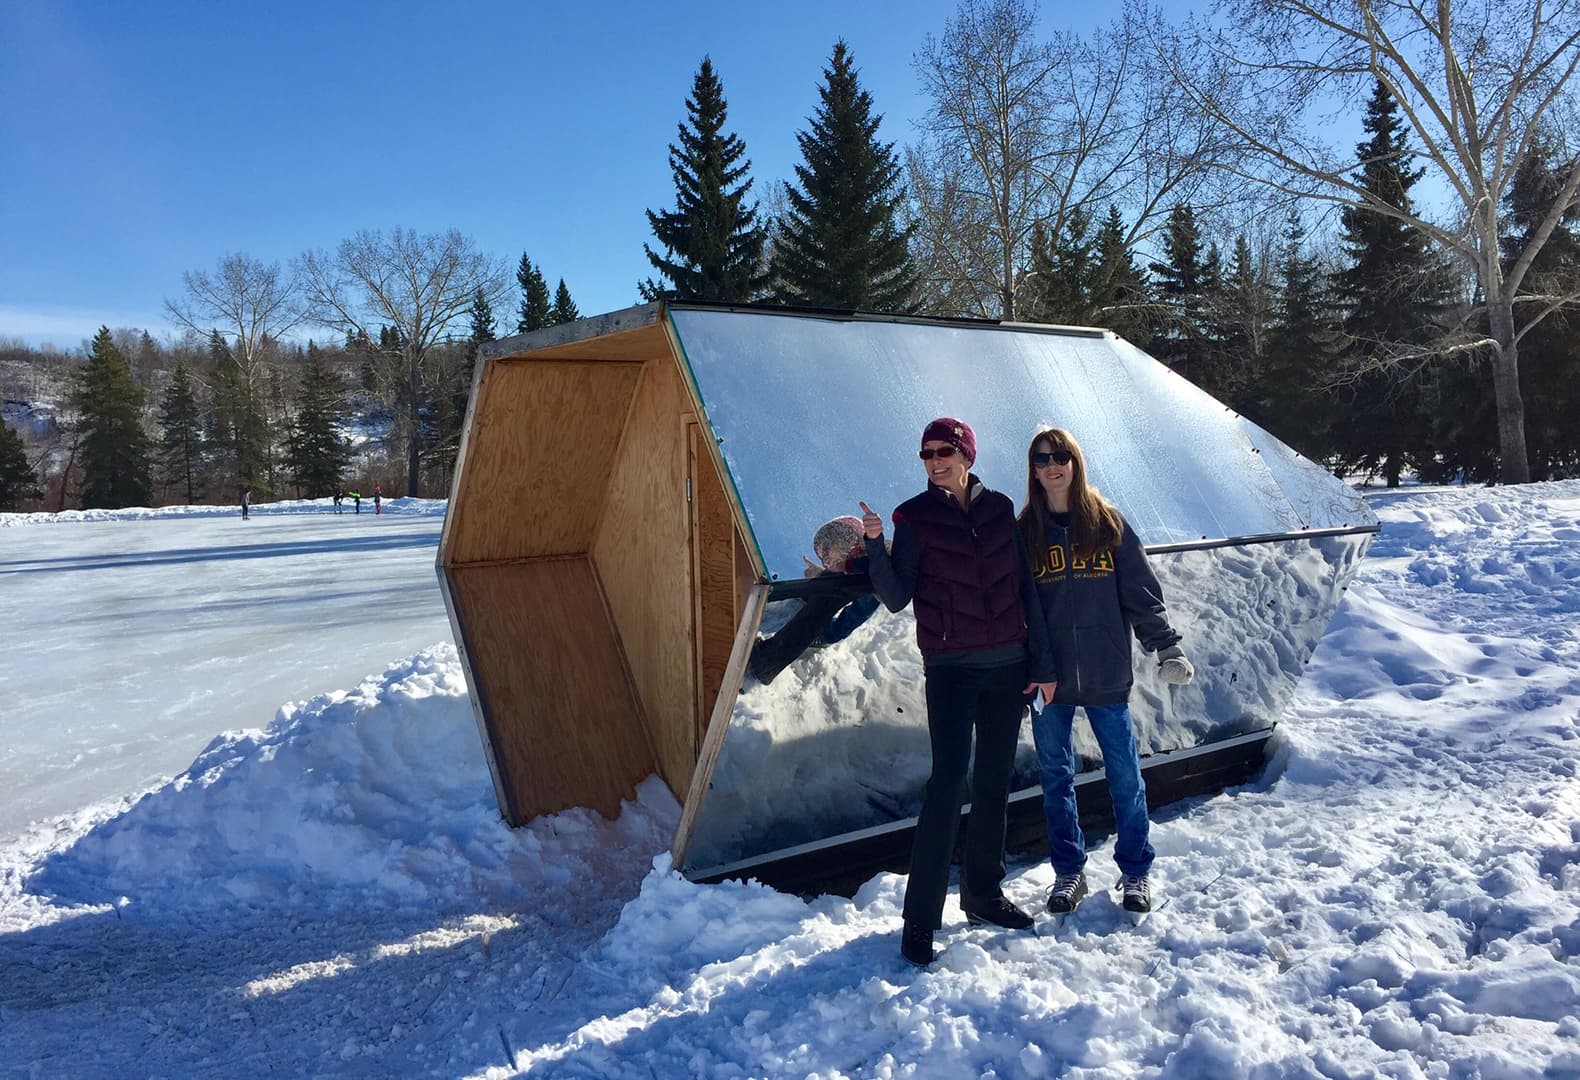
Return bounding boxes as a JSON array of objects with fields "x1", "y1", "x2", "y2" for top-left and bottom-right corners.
[
  {"x1": 918, "y1": 446, "x2": 960, "y2": 461},
  {"x1": 1031, "y1": 450, "x2": 1074, "y2": 467}
]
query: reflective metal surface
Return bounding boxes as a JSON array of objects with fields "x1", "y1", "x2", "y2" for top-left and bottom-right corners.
[
  {"x1": 668, "y1": 307, "x2": 1378, "y2": 583},
  {"x1": 678, "y1": 531, "x2": 1373, "y2": 876},
  {"x1": 1234, "y1": 414, "x2": 1372, "y2": 531}
]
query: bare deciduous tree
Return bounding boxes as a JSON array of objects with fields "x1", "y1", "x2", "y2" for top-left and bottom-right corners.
[
  {"x1": 912, "y1": 0, "x2": 1072, "y2": 319},
  {"x1": 1157, "y1": 0, "x2": 1580, "y2": 483},
  {"x1": 165, "y1": 253, "x2": 302, "y2": 408},
  {"x1": 297, "y1": 229, "x2": 508, "y2": 497},
  {"x1": 910, "y1": 0, "x2": 1237, "y2": 320}
]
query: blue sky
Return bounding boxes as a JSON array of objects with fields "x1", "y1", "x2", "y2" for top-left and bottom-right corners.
[{"x1": 0, "y1": 0, "x2": 1064, "y2": 350}]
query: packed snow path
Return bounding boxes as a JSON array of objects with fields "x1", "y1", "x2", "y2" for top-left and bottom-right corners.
[{"x1": 1, "y1": 483, "x2": 1577, "y2": 1077}]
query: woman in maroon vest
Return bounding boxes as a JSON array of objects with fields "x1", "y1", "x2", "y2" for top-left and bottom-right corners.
[{"x1": 861, "y1": 417, "x2": 1058, "y2": 967}]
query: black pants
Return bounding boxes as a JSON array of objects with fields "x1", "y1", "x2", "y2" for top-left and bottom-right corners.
[
  {"x1": 902, "y1": 659, "x2": 1027, "y2": 929},
  {"x1": 749, "y1": 594, "x2": 845, "y2": 685}
]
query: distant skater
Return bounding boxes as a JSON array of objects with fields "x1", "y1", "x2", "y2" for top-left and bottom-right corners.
[
  {"x1": 241, "y1": 487, "x2": 251, "y2": 520},
  {"x1": 333, "y1": 489, "x2": 343, "y2": 514},
  {"x1": 350, "y1": 490, "x2": 361, "y2": 514},
  {"x1": 373, "y1": 484, "x2": 382, "y2": 515}
]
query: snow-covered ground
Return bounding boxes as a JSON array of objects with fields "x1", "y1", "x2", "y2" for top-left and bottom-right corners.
[{"x1": 2, "y1": 483, "x2": 1578, "y2": 1078}]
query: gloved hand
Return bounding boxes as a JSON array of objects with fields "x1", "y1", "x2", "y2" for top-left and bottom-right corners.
[{"x1": 1158, "y1": 644, "x2": 1194, "y2": 685}]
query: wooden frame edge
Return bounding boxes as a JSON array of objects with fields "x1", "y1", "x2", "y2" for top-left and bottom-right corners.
[
  {"x1": 669, "y1": 580, "x2": 770, "y2": 867},
  {"x1": 434, "y1": 563, "x2": 522, "y2": 825},
  {"x1": 479, "y1": 302, "x2": 664, "y2": 363},
  {"x1": 437, "y1": 343, "x2": 495, "y2": 565},
  {"x1": 658, "y1": 307, "x2": 769, "y2": 583}
]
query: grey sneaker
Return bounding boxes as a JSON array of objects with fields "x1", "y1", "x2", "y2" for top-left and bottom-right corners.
[
  {"x1": 1121, "y1": 874, "x2": 1151, "y2": 914},
  {"x1": 1045, "y1": 870, "x2": 1088, "y2": 914}
]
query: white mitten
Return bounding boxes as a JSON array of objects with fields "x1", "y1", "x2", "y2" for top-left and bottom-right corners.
[{"x1": 1158, "y1": 644, "x2": 1194, "y2": 685}]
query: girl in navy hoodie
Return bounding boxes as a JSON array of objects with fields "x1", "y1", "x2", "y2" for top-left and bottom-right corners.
[{"x1": 1017, "y1": 428, "x2": 1194, "y2": 916}]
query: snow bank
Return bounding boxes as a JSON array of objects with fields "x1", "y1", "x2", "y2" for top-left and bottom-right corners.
[{"x1": 22, "y1": 646, "x2": 679, "y2": 917}]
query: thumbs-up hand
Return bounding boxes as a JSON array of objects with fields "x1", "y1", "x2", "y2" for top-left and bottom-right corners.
[{"x1": 859, "y1": 501, "x2": 883, "y2": 540}]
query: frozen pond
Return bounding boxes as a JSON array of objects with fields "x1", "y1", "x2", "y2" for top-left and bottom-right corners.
[{"x1": 0, "y1": 505, "x2": 453, "y2": 840}]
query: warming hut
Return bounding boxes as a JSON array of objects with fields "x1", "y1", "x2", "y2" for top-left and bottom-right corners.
[{"x1": 438, "y1": 301, "x2": 1377, "y2": 891}]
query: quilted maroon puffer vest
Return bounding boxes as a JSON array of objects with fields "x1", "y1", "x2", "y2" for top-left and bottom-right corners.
[{"x1": 893, "y1": 482, "x2": 1028, "y2": 657}]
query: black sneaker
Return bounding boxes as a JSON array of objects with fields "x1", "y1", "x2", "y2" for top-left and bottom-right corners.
[
  {"x1": 1045, "y1": 870, "x2": 1088, "y2": 915},
  {"x1": 900, "y1": 921, "x2": 935, "y2": 967},
  {"x1": 1121, "y1": 874, "x2": 1152, "y2": 914},
  {"x1": 961, "y1": 894, "x2": 1034, "y2": 930}
]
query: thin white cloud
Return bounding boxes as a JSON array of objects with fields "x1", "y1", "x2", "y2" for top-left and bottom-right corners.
[{"x1": 0, "y1": 304, "x2": 176, "y2": 349}]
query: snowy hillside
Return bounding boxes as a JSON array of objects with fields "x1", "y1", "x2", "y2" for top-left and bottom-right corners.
[{"x1": 2, "y1": 482, "x2": 1578, "y2": 1077}]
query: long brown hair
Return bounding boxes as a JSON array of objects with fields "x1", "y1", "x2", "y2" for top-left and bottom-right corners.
[{"x1": 1016, "y1": 428, "x2": 1123, "y2": 564}]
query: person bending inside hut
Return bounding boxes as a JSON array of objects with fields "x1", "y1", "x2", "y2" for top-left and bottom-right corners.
[
  {"x1": 861, "y1": 417, "x2": 1057, "y2": 967},
  {"x1": 1018, "y1": 427, "x2": 1195, "y2": 919},
  {"x1": 747, "y1": 515, "x2": 880, "y2": 686}
]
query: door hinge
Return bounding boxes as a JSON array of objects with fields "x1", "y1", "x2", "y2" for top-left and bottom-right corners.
[{"x1": 686, "y1": 477, "x2": 693, "y2": 502}]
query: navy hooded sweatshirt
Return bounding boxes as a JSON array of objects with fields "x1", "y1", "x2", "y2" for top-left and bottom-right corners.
[{"x1": 1027, "y1": 504, "x2": 1180, "y2": 706}]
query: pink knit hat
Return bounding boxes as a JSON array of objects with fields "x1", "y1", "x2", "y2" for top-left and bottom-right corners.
[
  {"x1": 921, "y1": 417, "x2": 976, "y2": 463},
  {"x1": 813, "y1": 515, "x2": 866, "y2": 571}
]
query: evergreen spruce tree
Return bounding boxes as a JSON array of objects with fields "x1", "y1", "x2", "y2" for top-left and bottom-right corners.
[
  {"x1": 206, "y1": 328, "x2": 272, "y2": 492},
  {"x1": 0, "y1": 421, "x2": 40, "y2": 510},
  {"x1": 1149, "y1": 204, "x2": 1211, "y2": 383},
  {"x1": 134, "y1": 330, "x2": 159, "y2": 388},
  {"x1": 515, "y1": 253, "x2": 553, "y2": 334},
  {"x1": 771, "y1": 41, "x2": 918, "y2": 311},
  {"x1": 347, "y1": 328, "x2": 377, "y2": 392},
  {"x1": 1088, "y1": 205, "x2": 1151, "y2": 343},
  {"x1": 285, "y1": 342, "x2": 349, "y2": 498},
  {"x1": 1023, "y1": 210, "x2": 1095, "y2": 325},
  {"x1": 203, "y1": 331, "x2": 235, "y2": 476},
  {"x1": 74, "y1": 326, "x2": 153, "y2": 509},
  {"x1": 550, "y1": 279, "x2": 579, "y2": 325},
  {"x1": 1023, "y1": 221, "x2": 1060, "y2": 323},
  {"x1": 641, "y1": 57, "x2": 769, "y2": 302},
  {"x1": 1501, "y1": 138, "x2": 1580, "y2": 479},
  {"x1": 467, "y1": 286, "x2": 497, "y2": 357},
  {"x1": 1210, "y1": 234, "x2": 1272, "y2": 411},
  {"x1": 265, "y1": 365, "x2": 287, "y2": 494},
  {"x1": 156, "y1": 362, "x2": 205, "y2": 504},
  {"x1": 1438, "y1": 135, "x2": 1580, "y2": 481},
  {"x1": 1257, "y1": 211, "x2": 1336, "y2": 458},
  {"x1": 1330, "y1": 79, "x2": 1456, "y2": 486},
  {"x1": 426, "y1": 287, "x2": 497, "y2": 483}
]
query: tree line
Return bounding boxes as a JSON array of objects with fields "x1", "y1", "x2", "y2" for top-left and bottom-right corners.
[
  {"x1": 0, "y1": 242, "x2": 581, "y2": 511},
  {"x1": 3, "y1": 0, "x2": 1577, "y2": 511}
]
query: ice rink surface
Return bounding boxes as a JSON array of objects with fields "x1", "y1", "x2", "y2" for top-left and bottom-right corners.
[{"x1": 0, "y1": 504, "x2": 453, "y2": 840}]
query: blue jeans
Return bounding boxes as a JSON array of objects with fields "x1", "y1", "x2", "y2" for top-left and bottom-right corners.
[{"x1": 1032, "y1": 701, "x2": 1154, "y2": 878}]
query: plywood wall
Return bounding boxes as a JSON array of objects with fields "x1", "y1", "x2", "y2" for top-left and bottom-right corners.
[
  {"x1": 444, "y1": 360, "x2": 642, "y2": 566},
  {"x1": 447, "y1": 558, "x2": 652, "y2": 821},
  {"x1": 591, "y1": 358, "x2": 698, "y2": 797},
  {"x1": 691, "y1": 424, "x2": 738, "y2": 747}
]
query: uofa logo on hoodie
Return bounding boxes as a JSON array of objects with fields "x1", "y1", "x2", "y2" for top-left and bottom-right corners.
[{"x1": 1034, "y1": 545, "x2": 1116, "y2": 580}]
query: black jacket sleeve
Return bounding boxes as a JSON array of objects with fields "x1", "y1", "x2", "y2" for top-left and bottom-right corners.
[
  {"x1": 1115, "y1": 518, "x2": 1181, "y2": 654},
  {"x1": 1015, "y1": 528, "x2": 1057, "y2": 683},
  {"x1": 864, "y1": 516, "x2": 919, "y2": 612}
]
